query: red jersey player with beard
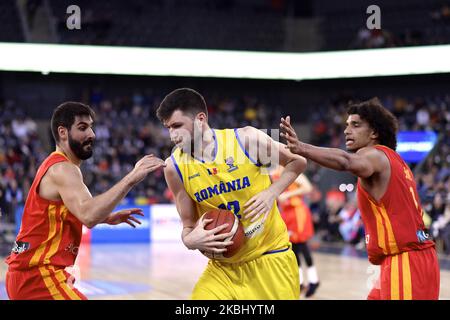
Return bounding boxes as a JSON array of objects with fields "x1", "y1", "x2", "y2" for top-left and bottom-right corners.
[{"x1": 5, "y1": 102, "x2": 165, "y2": 299}]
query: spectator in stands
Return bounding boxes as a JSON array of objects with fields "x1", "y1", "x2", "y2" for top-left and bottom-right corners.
[
  {"x1": 429, "y1": 192, "x2": 447, "y2": 222},
  {"x1": 338, "y1": 194, "x2": 364, "y2": 247},
  {"x1": 432, "y1": 199, "x2": 450, "y2": 254},
  {"x1": 0, "y1": 182, "x2": 7, "y2": 218},
  {"x1": 431, "y1": 3, "x2": 450, "y2": 22},
  {"x1": 4, "y1": 180, "x2": 23, "y2": 223},
  {"x1": 322, "y1": 190, "x2": 346, "y2": 242},
  {"x1": 352, "y1": 28, "x2": 397, "y2": 49},
  {"x1": 25, "y1": 0, "x2": 42, "y2": 28}
]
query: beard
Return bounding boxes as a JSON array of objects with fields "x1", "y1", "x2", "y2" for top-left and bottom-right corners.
[
  {"x1": 175, "y1": 128, "x2": 197, "y2": 154},
  {"x1": 68, "y1": 133, "x2": 94, "y2": 160}
]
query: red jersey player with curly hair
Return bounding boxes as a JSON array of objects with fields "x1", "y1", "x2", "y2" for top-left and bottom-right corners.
[{"x1": 280, "y1": 98, "x2": 439, "y2": 300}]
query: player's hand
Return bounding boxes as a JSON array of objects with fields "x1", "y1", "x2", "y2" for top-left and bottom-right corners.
[
  {"x1": 184, "y1": 219, "x2": 234, "y2": 253},
  {"x1": 243, "y1": 189, "x2": 276, "y2": 222},
  {"x1": 103, "y1": 208, "x2": 144, "y2": 228},
  {"x1": 280, "y1": 116, "x2": 304, "y2": 155},
  {"x1": 130, "y1": 154, "x2": 166, "y2": 185}
]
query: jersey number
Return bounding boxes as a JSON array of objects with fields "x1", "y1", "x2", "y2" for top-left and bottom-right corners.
[
  {"x1": 218, "y1": 201, "x2": 241, "y2": 219},
  {"x1": 409, "y1": 186, "x2": 419, "y2": 210}
]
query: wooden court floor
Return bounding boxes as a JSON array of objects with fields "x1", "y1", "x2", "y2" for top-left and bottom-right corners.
[{"x1": 1, "y1": 241, "x2": 449, "y2": 300}]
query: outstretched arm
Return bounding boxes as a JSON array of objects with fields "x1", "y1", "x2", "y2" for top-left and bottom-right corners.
[
  {"x1": 280, "y1": 116, "x2": 386, "y2": 179},
  {"x1": 164, "y1": 157, "x2": 233, "y2": 253},
  {"x1": 49, "y1": 155, "x2": 165, "y2": 228}
]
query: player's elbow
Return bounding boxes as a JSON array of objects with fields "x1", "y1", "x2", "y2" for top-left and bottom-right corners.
[
  {"x1": 283, "y1": 153, "x2": 306, "y2": 171},
  {"x1": 81, "y1": 216, "x2": 97, "y2": 229},
  {"x1": 291, "y1": 155, "x2": 307, "y2": 174},
  {"x1": 181, "y1": 231, "x2": 195, "y2": 250},
  {"x1": 182, "y1": 237, "x2": 193, "y2": 250},
  {"x1": 85, "y1": 222, "x2": 96, "y2": 229},
  {"x1": 299, "y1": 156, "x2": 307, "y2": 172},
  {"x1": 76, "y1": 208, "x2": 99, "y2": 228},
  {"x1": 85, "y1": 213, "x2": 111, "y2": 229}
]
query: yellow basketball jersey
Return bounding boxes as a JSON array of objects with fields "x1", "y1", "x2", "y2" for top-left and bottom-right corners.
[{"x1": 171, "y1": 128, "x2": 290, "y2": 263}]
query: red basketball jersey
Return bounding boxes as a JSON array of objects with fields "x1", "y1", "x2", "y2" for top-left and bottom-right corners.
[
  {"x1": 357, "y1": 145, "x2": 434, "y2": 265},
  {"x1": 5, "y1": 152, "x2": 83, "y2": 270},
  {"x1": 272, "y1": 170, "x2": 314, "y2": 243},
  {"x1": 280, "y1": 200, "x2": 314, "y2": 243}
]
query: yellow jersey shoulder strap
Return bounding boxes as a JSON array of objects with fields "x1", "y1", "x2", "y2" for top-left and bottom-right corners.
[
  {"x1": 170, "y1": 148, "x2": 185, "y2": 183},
  {"x1": 231, "y1": 127, "x2": 262, "y2": 167}
]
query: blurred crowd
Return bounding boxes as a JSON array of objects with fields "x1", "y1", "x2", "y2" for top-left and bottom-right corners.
[
  {"x1": 351, "y1": 4, "x2": 450, "y2": 49},
  {"x1": 0, "y1": 90, "x2": 281, "y2": 221},
  {"x1": 1, "y1": 91, "x2": 449, "y2": 253},
  {"x1": 0, "y1": 101, "x2": 47, "y2": 224}
]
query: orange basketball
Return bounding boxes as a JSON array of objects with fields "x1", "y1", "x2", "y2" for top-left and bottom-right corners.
[{"x1": 198, "y1": 209, "x2": 245, "y2": 259}]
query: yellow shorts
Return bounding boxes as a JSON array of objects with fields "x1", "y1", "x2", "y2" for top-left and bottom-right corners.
[{"x1": 191, "y1": 247, "x2": 299, "y2": 300}]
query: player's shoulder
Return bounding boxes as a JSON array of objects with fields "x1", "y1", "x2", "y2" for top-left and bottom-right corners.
[
  {"x1": 164, "y1": 155, "x2": 175, "y2": 169},
  {"x1": 164, "y1": 155, "x2": 180, "y2": 176},
  {"x1": 46, "y1": 161, "x2": 81, "y2": 180},
  {"x1": 236, "y1": 126, "x2": 257, "y2": 134},
  {"x1": 356, "y1": 146, "x2": 390, "y2": 170},
  {"x1": 235, "y1": 126, "x2": 260, "y2": 141},
  {"x1": 356, "y1": 145, "x2": 385, "y2": 157},
  {"x1": 163, "y1": 155, "x2": 185, "y2": 188},
  {"x1": 166, "y1": 147, "x2": 183, "y2": 164}
]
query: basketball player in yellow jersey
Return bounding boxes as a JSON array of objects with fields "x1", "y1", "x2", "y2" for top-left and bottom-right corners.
[{"x1": 157, "y1": 88, "x2": 307, "y2": 299}]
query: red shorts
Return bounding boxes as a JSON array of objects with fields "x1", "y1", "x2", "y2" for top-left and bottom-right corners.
[
  {"x1": 6, "y1": 265, "x2": 87, "y2": 300},
  {"x1": 367, "y1": 246, "x2": 440, "y2": 300}
]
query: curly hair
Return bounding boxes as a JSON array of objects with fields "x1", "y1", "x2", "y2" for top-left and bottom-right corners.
[{"x1": 347, "y1": 97, "x2": 398, "y2": 150}]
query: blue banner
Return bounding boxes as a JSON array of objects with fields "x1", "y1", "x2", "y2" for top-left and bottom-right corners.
[
  {"x1": 90, "y1": 205, "x2": 151, "y2": 243},
  {"x1": 397, "y1": 131, "x2": 438, "y2": 163}
]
